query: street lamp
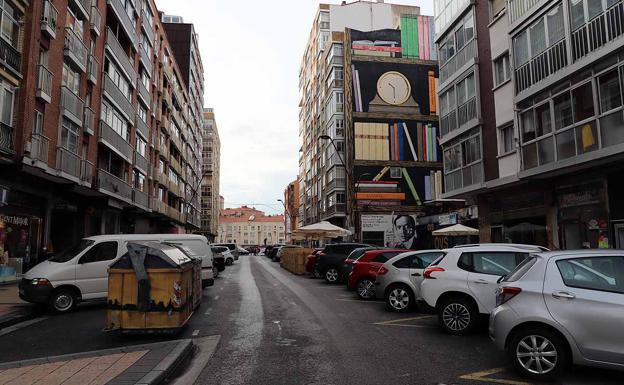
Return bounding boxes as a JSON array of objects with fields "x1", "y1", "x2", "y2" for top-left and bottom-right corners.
[{"x1": 277, "y1": 199, "x2": 290, "y2": 243}]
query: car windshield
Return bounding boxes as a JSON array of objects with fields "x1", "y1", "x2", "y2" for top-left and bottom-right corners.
[{"x1": 48, "y1": 240, "x2": 95, "y2": 263}]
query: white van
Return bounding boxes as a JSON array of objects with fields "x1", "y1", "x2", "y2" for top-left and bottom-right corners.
[{"x1": 19, "y1": 234, "x2": 213, "y2": 313}]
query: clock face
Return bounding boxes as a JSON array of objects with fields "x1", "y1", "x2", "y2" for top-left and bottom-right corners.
[{"x1": 377, "y1": 71, "x2": 412, "y2": 105}]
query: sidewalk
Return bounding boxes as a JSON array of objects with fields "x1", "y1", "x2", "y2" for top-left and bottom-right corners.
[
  {"x1": 0, "y1": 339, "x2": 194, "y2": 385},
  {"x1": 0, "y1": 284, "x2": 37, "y2": 329}
]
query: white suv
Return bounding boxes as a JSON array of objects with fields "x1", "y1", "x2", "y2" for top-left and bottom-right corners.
[{"x1": 419, "y1": 244, "x2": 546, "y2": 335}]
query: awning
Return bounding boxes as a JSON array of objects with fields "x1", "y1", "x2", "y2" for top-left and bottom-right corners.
[
  {"x1": 291, "y1": 221, "x2": 352, "y2": 240},
  {"x1": 432, "y1": 224, "x2": 479, "y2": 236}
]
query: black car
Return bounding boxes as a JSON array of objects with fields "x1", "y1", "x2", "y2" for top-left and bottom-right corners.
[
  {"x1": 315, "y1": 243, "x2": 370, "y2": 283},
  {"x1": 341, "y1": 247, "x2": 377, "y2": 283},
  {"x1": 266, "y1": 244, "x2": 285, "y2": 259},
  {"x1": 211, "y1": 246, "x2": 227, "y2": 272}
]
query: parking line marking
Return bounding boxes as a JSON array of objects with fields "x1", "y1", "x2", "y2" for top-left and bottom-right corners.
[
  {"x1": 372, "y1": 315, "x2": 435, "y2": 325},
  {"x1": 458, "y1": 367, "x2": 531, "y2": 385},
  {"x1": 0, "y1": 317, "x2": 48, "y2": 337},
  {"x1": 335, "y1": 298, "x2": 384, "y2": 303},
  {"x1": 214, "y1": 295, "x2": 220, "y2": 301},
  {"x1": 204, "y1": 307, "x2": 212, "y2": 315},
  {"x1": 192, "y1": 329, "x2": 200, "y2": 336}
]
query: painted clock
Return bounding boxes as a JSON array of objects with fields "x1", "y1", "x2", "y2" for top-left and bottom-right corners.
[{"x1": 376, "y1": 71, "x2": 412, "y2": 105}]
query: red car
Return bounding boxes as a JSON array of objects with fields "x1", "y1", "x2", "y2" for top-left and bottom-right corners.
[
  {"x1": 347, "y1": 249, "x2": 406, "y2": 299},
  {"x1": 305, "y1": 248, "x2": 323, "y2": 277}
]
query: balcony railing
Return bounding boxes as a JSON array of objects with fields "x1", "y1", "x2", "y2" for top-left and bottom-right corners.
[
  {"x1": 137, "y1": 78, "x2": 150, "y2": 105},
  {"x1": 153, "y1": 166, "x2": 168, "y2": 185},
  {"x1": 36, "y1": 65, "x2": 53, "y2": 103},
  {"x1": 98, "y1": 168, "x2": 132, "y2": 202},
  {"x1": 105, "y1": 27, "x2": 137, "y2": 81},
  {"x1": 80, "y1": 159, "x2": 93, "y2": 185},
  {"x1": 440, "y1": 110, "x2": 457, "y2": 137},
  {"x1": 103, "y1": 75, "x2": 135, "y2": 121},
  {"x1": 439, "y1": 39, "x2": 476, "y2": 85},
  {"x1": 83, "y1": 106, "x2": 95, "y2": 136},
  {"x1": 63, "y1": 27, "x2": 87, "y2": 72},
  {"x1": 60, "y1": 86, "x2": 84, "y2": 125},
  {"x1": 457, "y1": 97, "x2": 477, "y2": 128},
  {"x1": 138, "y1": 43, "x2": 153, "y2": 75},
  {"x1": 136, "y1": 115, "x2": 149, "y2": 139},
  {"x1": 323, "y1": 203, "x2": 346, "y2": 217},
  {"x1": 41, "y1": 0, "x2": 59, "y2": 39},
  {"x1": 325, "y1": 177, "x2": 346, "y2": 192},
  {"x1": 90, "y1": 6, "x2": 102, "y2": 36},
  {"x1": 167, "y1": 206, "x2": 183, "y2": 222},
  {"x1": 106, "y1": 0, "x2": 137, "y2": 49},
  {"x1": 141, "y1": 10, "x2": 155, "y2": 43},
  {"x1": 133, "y1": 189, "x2": 149, "y2": 209},
  {"x1": 87, "y1": 54, "x2": 98, "y2": 84},
  {"x1": 134, "y1": 151, "x2": 149, "y2": 173},
  {"x1": 29, "y1": 134, "x2": 49, "y2": 164},
  {"x1": 509, "y1": 0, "x2": 542, "y2": 23},
  {"x1": 69, "y1": 0, "x2": 89, "y2": 20},
  {"x1": 56, "y1": 147, "x2": 80, "y2": 178},
  {"x1": 99, "y1": 120, "x2": 133, "y2": 162},
  {"x1": 515, "y1": 39, "x2": 567, "y2": 94},
  {"x1": 571, "y1": 1, "x2": 624, "y2": 62},
  {"x1": 0, "y1": 122, "x2": 12, "y2": 154}
]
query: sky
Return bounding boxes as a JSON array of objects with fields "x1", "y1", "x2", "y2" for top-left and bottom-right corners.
[{"x1": 156, "y1": 0, "x2": 435, "y2": 214}]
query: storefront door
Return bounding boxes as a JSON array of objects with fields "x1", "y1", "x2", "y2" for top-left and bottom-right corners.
[{"x1": 614, "y1": 223, "x2": 624, "y2": 249}]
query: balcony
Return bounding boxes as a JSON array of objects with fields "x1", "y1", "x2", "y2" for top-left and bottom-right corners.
[
  {"x1": 509, "y1": 0, "x2": 542, "y2": 24},
  {"x1": 41, "y1": 0, "x2": 59, "y2": 39},
  {"x1": 515, "y1": 39, "x2": 568, "y2": 94},
  {"x1": 0, "y1": 123, "x2": 12, "y2": 154},
  {"x1": 162, "y1": 90, "x2": 172, "y2": 109},
  {"x1": 98, "y1": 169, "x2": 132, "y2": 203},
  {"x1": 28, "y1": 134, "x2": 49, "y2": 166},
  {"x1": 90, "y1": 6, "x2": 102, "y2": 36},
  {"x1": 103, "y1": 75, "x2": 135, "y2": 121},
  {"x1": 136, "y1": 115, "x2": 149, "y2": 139},
  {"x1": 134, "y1": 151, "x2": 149, "y2": 174},
  {"x1": 80, "y1": 159, "x2": 93, "y2": 186},
  {"x1": 56, "y1": 147, "x2": 80, "y2": 180},
  {"x1": 60, "y1": 86, "x2": 84, "y2": 126},
  {"x1": 133, "y1": 189, "x2": 149, "y2": 210},
  {"x1": 571, "y1": 2, "x2": 624, "y2": 62},
  {"x1": 141, "y1": 10, "x2": 155, "y2": 43},
  {"x1": 167, "y1": 206, "x2": 183, "y2": 222},
  {"x1": 138, "y1": 43, "x2": 153, "y2": 75},
  {"x1": 457, "y1": 97, "x2": 477, "y2": 128},
  {"x1": 168, "y1": 178, "x2": 181, "y2": 197},
  {"x1": 99, "y1": 120, "x2": 133, "y2": 162},
  {"x1": 170, "y1": 156, "x2": 182, "y2": 174},
  {"x1": 105, "y1": 27, "x2": 137, "y2": 82},
  {"x1": 63, "y1": 27, "x2": 87, "y2": 73},
  {"x1": 36, "y1": 65, "x2": 53, "y2": 103},
  {"x1": 158, "y1": 138, "x2": 169, "y2": 158},
  {"x1": 87, "y1": 54, "x2": 98, "y2": 84},
  {"x1": 106, "y1": 0, "x2": 137, "y2": 50},
  {"x1": 137, "y1": 77, "x2": 150, "y2": 106},
  {"x1": 69, "y1": 0, "x2": 89, "y2": 20},
  {"x1": 83, "y1": 106, "x2": 95, "y2": 136},
  {"x1": 151, "y1": 198, "x2": 167, "y2": 215},
  {"x1": 439, "y1": 39, "x2": 476, "y2": 86},
  {"x1": 325, "y1": 177, "x2": 345, "y2": 192},
  {"x1": 153, "y1": 166, "x2": 168, "y2": 186},
  {"x1": 322, "y1": 204, "x2": 346, "y2": 218}
]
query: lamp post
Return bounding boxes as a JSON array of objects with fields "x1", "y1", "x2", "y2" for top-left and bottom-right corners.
[{"x1": 277, "y1": 199, "x2": 290, "y2": 243}]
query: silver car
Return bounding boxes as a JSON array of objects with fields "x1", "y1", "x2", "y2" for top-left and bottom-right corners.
[
  {"x1": 375, "y1": 250, "x2": 444, "y2": 312},
  {"x1": 490, "y1": 250, "x2": 624, "y2": 380}
]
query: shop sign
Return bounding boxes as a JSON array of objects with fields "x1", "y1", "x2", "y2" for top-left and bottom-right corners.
[
  {"x1": 0, "y1": 215, "x2": 29, "y2": 226},
  {"x1": 557, "y1": 187, "x2": 604, "y2": 208},
  {"x1": 438, "y1": 213, "x2": 457, "y2": 226}
]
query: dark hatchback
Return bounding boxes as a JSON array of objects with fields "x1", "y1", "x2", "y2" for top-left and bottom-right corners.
[{"x1": 315, "y1": 243, "x2": 370, "y2": 283}]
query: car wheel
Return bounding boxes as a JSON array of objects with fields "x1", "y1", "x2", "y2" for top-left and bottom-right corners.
[
  {"x1": 324, "y1": 266, "x2": 339, "y2": 284},
  {"x1": 226, "y1": 258, "x2": 233, "y2": 266},
  {"x1": 438, "y1": 297, "x2": 477, "y2": 335},
  {"x1": 385, "y1": 284, "x2": 413, "y2": 312},
  {"x1": 508, "y1": 328, "x2": 568, "y2": 380},
  {"x1": 49, "y1": 289, "x2": 77, "y2": 313},
  {"x1": 356, "y1": 278, "x2": 376, "y2": 300}
]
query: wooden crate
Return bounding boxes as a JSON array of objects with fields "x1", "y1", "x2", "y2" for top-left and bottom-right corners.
[{"x1": 280, "y1": 248, "x2": 313, "y2": 275}]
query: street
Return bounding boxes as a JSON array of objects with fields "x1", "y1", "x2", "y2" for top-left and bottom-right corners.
[{"x1": 1, "y1": 255, "x2": 622, "y2": 385}]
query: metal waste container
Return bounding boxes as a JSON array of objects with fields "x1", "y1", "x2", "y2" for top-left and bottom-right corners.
[{"x1": 105, "y1": 242, "x2": 201, "y2": 332}]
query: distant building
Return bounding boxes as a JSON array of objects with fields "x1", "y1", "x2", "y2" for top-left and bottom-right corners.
[
  {"x1": 283, "y1": 180, "x2": 300, "y2": 243},
  {"x1": 200, "y1": 108, "x2": 220, "y2": 241},
  {"x1": 216, "y1": 206, "x2": 285, "y2": 246}
]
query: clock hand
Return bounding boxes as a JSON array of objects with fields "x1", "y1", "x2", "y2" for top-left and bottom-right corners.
[{"x1": 388, "y1": 83, "x2": 396, "y2": 99}]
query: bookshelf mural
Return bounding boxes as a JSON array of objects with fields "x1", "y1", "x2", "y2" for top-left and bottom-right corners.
[{"x1": 354, "y1": 121, "x2": 439, "y2": 162}]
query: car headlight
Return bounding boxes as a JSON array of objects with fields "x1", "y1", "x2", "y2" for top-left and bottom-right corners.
[{"x1": 31, "y1": 278, "x2": 51, "y2": 286}]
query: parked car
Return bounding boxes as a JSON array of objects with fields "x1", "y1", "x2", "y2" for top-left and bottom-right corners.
[
  {"x1": 341, "y1": 247, "x2": 376, "y2": 283},
  {"x1": 420, "y1": 244, "x2": 545, "y2": 335},
  {"x1": 19, "y1": 234, "x2": 212, "y2": 313},
  {"x1": 237, "y1": 246, "x2": 250, "y2": 256},
  {"x1": 347, "y1": 249, "x2": 405, "y2": 299},
  {"x1": 211, "y1": 246, "x2": 227, "y2": 272},
  {"x1": 490, "y1": 250, "x2": 624, "y2": 380},
  {"x1": 375, "y1": 250, "x2": 445, "y2": 311},
  {"x1": 211, "y1": 243, "x2": 240, "y2": 261},
  {"x1": 267, "y1": 244, "x2": 285, "y2": 260},
  {"x1": 305, "y1": 248, "x2": 324, "y2": 278},
  {"x1": 315, "y1": 243, "x2": 370, "y2": 283},
  {"x1": 274, "y1": 245, "x2": 302, "y2": 262}
]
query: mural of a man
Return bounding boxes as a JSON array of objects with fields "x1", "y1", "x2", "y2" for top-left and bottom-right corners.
[{"x1": 393, "y1": 215, "x2": 417, "y2": 249}]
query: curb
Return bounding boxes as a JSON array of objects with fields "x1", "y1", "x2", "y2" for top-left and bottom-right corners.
[{"x1": 136, "y1": 339, "x2": 194, "y2": 385}]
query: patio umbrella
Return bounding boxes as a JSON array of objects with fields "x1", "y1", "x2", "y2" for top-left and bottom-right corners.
[
  {"x1": 292, "y1": 221, "x2": 352, "y2": 240},
  {"x1": 432, "y1": 224, "x2": 479, "y2": 236}
]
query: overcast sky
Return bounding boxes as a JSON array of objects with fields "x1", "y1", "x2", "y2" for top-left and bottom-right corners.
[{"x1": 156, "y1": 0, "x2": 434, "y2": 214}]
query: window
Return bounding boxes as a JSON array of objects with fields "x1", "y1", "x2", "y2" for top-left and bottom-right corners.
[
  {"x1": 572, "y1": 82, "x2": 595, "y2": 122},
  {"x1": 336, "y1": 192, "x2": 345, "y2": 204},
  {"x1": 138, "y1": 104, "x2": 148, "y2": 123},
  {"x1": 0, "y1": 82, "x2": 13, "y2": 128},
  {"x1": 490, "y1": 0, "x2": 505, "y2": 19},
  {"x1": 513, "y1": 5, "x2": 564, "y2": 66},
  {"x1": 33, "y1": 110, "x2": 44, "y2": 134},
  {"x1": 60, "y1": 118, "x2": 79, "y2": 153},
  {"x1": 494, "y1": 54, "x2": 511, "y2": 86},
  {"x1": 136, "y1": 136, "x2": 147, "y2": 156},
  {"x1": 500, "y1": 124, "x2": 515, "y2": 153},
  {"x1": 443, "y1": 131, "x2": 483, "y2": 191},
  {"x1": 458, "y1": 252, "x2": 527, "y2": 275},
  {"x1": 557, "y1": 256, "x2": 624, "y2": 294},
  {"x1": 411, "y1": 252, "x2": 444, "y2": 269},
  {"x1": 101, "y1": 102, "x2": 129, "y2": 141},
  {"x1": 140, "y1": 70, "x2": 150, "y2": 90},
  {"x1": 1, "y1": 0, "x2": 19, "y2": 48},
  {"x1": 133, "y1": 170, "x2": 146, "y2": 191},
  {"x1": 62, "y1": 64, "x2": 80, "y2": 94},
  {"x1": 104, "y1": 59, "x2": 131, "y2": 101},
  {"x1": 599, "y1": 70, "x2": 622, "y2": 113},
  {"x1": 140, "y1": 33, "x2": 152, "y2": 57},
  {"x1": 393, "y1": 256, "x2": 410, "y2": 269},
  {"x1": 79, "y1": 242, "x2": 118, "y2": 264}
]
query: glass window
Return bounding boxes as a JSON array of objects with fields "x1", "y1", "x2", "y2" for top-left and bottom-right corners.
[
  {"x1": 521, "y1": 110, "x2": 535, "y2": 142},
  {"x1": 472, "y1": 252, "x2": 525, "y2": 276},
  {"x1": 600, "y1": 111, "x2": 624, "y2": 147},
  {"x1": 1, "y1": 1, "x2": 20, "y2": 48},
  {"x1": 547, "y1": 5, "x2": 565, "y2": 44},
  {"x1": 501, "y1": 124, "x2": 515, "y2": 153},
  {"x1": 599, "y1": 70, "x2": 622, "y2": 113},
  {"x1": 79, "y1": 242, "x2": 118, "y2": 264},
  {"x1": 536, "y1": 103, "x2": 552, "y2": 137},
  {"x1": 411, "y1": 252, "x2": 444, "y2": 269},
  {"x1": 556, "y1": 129, "x2": 576, "y2": 160},
  {"x1": 572, "y1": 82, "x2": 595, "y2": 122},
  {"x1": 490, "y1": 0, "x2": 505, "y2": 19},
  {"x1": 494, "y1": 54, "x2": 510, "y2": 86},
  {"x1": 136, "y1": 136, "x2": 147, "y2": 156},
  {"x1": 554, "y1": 92, "x2": 574, "y2": 130},
  {"x1": 522, "y1": 143, "x2": 538, "y2": 168},
  {"x1": 513, "y1": 32, "x2": 529, "y2": 67},
  {"x1": 570, "y1": 0, "x2": 585, "y2": 30},
  {"x1": 0, "y1": 85, "x2": 13, "y2": 127},
  {"x1": 529, "y1": 19, "x2": 546, "y2": 56},
  {"x1": 576, "y1": 121, "x2": 598, "y2": 153},
  {"x1": 538, "y1": 136, "x2": 555, "y2": 165},
  {"x1": 587, "y1": 1, "x2": 604, "y2": 20},
  {"x1": 557, "y1": 256, "x2": 624, "y2": 293},
  {"x1": 60, "y1": 118, "x2": 79, "y2": 153},
  {"x1": 393, "y1": 257, "x2": 410, "y2": 269}
]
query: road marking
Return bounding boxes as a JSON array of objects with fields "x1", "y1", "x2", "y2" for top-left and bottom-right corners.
[
  {"x1": 192, "y1": 329, "x2": 200, "y2": 336},
  {"x1": 373, "y1": 315, "x2": 435, "y2": 325},
  {"x1": 335, "y1": 298, "x2": 384, "y2": 303},
  {"x1": 204, "y1": 307, "x2": 212, "y2": 315},
  {"x1": 0, "y1": 317, "x2": 48, "y2": 337},
  {"x1": 458, "y1": 368, "x2": 531, "y2": 385},
  {"x1": 214, "y1": 295, "x2": 220, "y2": 301}
]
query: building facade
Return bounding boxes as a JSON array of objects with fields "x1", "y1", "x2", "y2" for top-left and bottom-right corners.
[
  {"x1": 436, "y1": 0, "x2": 624, "y2": 249},
  {"x1": 216, "y1": 206, "x2": 285, "y2": 246},
  {"x1": 298, "y1": 1, "x2": 422, "y2": 232},
  {"x1": 283, "y1": 179, "x2": 299, "y2": 243},
  {"x1": 0, "y1": 0, "x2": 204, "y2": 282},
  {"x1": 200, "y1": 108, "x2": 220, "y2": 241}
]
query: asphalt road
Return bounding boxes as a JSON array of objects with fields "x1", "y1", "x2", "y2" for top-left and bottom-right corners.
[{"x1": 0, "y1": 255, "x2": 621, "y2": 385}]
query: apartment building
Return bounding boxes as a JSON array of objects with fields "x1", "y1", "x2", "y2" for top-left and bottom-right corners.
[
  {"x1": 200, "y1": 108, "x2": 220, "y2": 241},
  {"x1": 436, "y1": 0, "x2": 624, "y2": 249},
  {"x1": 0, "y1": 0, "x2": 204, "y2": 277},
  {"x1": 283, "y1": 179, "x2": 299, "y2": 243},
  {"x1": 216, "y1": 206, "x2": 285, "y2": 246},
  {"x1": 298, "y1": 0, "x2": 421, "y2": 232}
]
